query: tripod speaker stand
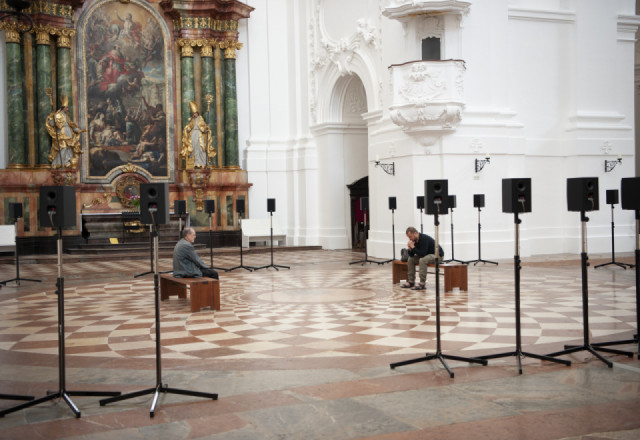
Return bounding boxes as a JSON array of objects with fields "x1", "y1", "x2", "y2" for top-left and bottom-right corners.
[
  {"x1": 100, "y1": 214, "x2": 218, "y2": 417},
  {"x1": 1, "y1": 215, "x2": 120, "y2": 418},
  {"x1": 466, "y1": 194, "x2": 498, "y2": 266},
  {"x1": 227, "y1": 199, "x2": 255, "y2": 272},
  {"x1": 478, "y1": 179, "x2": 571, "y2": 373},
  {"x1": 378, "y1": 197, "x2": 397, "y2": 265},
  {"x1": 443, "y1": 195, "x2": 465, "y2": 265},
  {"x1": 0, "y1": 207, "x2": 41, "y2": 286},
  {"x1": 594, "y1": 190, "x2": 633, "y2": 270},
  {"x1": 546, "y1": 178, "x2": 633, "y2": 367},
  {"x1": 255, "y1": 199, "x2": 290, "y2": 271},
  {"x1": 204, "y1": 200, "x2": 229, "y2": 272},
  {"x1": 592, "y1": 178, "x2": 640, "y2": 358},
  {"x1": 390, "y1": 180, "x2": 487, "y2": 377},
  {"x1": 350, "y1": 197, "x2": 379, "y2": 265}
]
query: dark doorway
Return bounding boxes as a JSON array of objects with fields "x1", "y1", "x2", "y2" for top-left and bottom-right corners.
[{"x1": 347, "y1": 176, "x2": 368, "y2": 250}]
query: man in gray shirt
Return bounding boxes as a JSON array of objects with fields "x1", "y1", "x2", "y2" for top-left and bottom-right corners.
[{"x1": 173, "y1": 227, "x2": 219, "y2": 279}]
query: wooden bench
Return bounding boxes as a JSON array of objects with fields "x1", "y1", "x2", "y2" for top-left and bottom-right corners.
[
  {"x1": 392, "y1": 260, "x2": 468, "y2": 292},
  {"x1": 159, "y1": 274, "x2": 220, "y2": 312}
]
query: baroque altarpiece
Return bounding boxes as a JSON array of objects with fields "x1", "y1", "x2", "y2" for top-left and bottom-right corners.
[{"x1": 0, "y1": 0, "x2": 252, "y2": 244}]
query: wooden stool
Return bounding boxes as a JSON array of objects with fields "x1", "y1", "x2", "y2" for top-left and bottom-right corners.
[
  {"x1": 392, "y1": 260, "x2": 466, "y2": 292},
  {"x1": 441, "y1": 263, "x2": 468, "y2": 292},
  {"x1": 160, "y1": 274, "x2": 220, "y2": 312}
]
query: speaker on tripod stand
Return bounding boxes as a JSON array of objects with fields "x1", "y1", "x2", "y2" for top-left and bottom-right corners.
[
  {"x1": 227, "y1": 199, "x2": 255, "y2": 271},
  {"x1": 101, "y1": 183, "x2": 217, "y2": 417},
  {"x1": 135, "y1": 183, "x2": 170, "y2": 278},
  {"x1": 546, "y1": 177, "x2": 633, "y2": 367},
  {"x1": 478, "y1": 178, "x2": 571, "y2": 373},
  {"x1": 254, "y1": 198, "x2": 290, "y2": 271},
  {"x1": 174, "y1": 199, "x2": 187, "y2": 240},
  {"x1": 594, "y1": 190, "x2": 633, "y2": 270},
  {"x1": 592, "y1": 177, "x2": 640, "y2": 358},
  {"x1": 391, "y1": 179, "x2": 487, "y2": 377},
  {"x1": 443, "y1": 195, "x2": 465, "y2": 264},
  {"x1": 1, "y1": 186, "x2": 120, "y2": 418},
  {"x1": 465, "y1": 194, "x2": 498, "y2": 266},
  {"x1": 204, "y1": 200, "x2": 228, "y2": 271},
  {"x1": 379, "y1": 197, "x2": 397, "y2": 265}
]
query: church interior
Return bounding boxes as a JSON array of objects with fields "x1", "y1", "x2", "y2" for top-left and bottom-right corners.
[{"x1": 1, "y1": 0, "x2": 640, "y2": 438}]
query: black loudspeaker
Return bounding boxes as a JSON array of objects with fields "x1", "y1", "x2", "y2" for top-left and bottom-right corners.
[
  {"x1": 267, "y1": 198, "x2": 276, "y2": 213},
  {"x1": 39, "y1": 186, "x2": 76, "y2": 228},
  {"x1": 567, "y1": 177, "x2": 599, "y2": 212},
  {"x1": 360, "y1": 197, "x2": 368, "y2": 211},
  {"x1": 621, "y1": 177, "x2": 640, "y2": 210},
  {"x1": 174, "y1": 199, "x2": 186, "y2": 215},
  {"x1": 140, "y1": 183, "x2": 169, "y2": 225},
  {"x1": 9, "y1": 203, "x2": 22, "y2": 219},
  {"x1": 425, "y1": 179, "x2": 449, "y2": 215},
  {"x1": 448, "y1": 195, "x2": 456, "y2": 210},
  {"x1": 204, "y1": 199, "x2": 215, "y2": 214},
  {"x1": 502, "y1": 178, "x2": 532, "y2": 213},
  {"x1": 388, "y1": 197, "x2": 396, "y2": 211},
  {"x1": 605, "y1": 189, "x2": 619, "y2": 205},
  {"x1": 236, "y1": 199, "x2": 245, "y2": 214},
  {"x1": 416, "y1": 196, "x2": 424, "y2": 210},
  {"x1": 473, "y1": 194, "x2": 485, "y2": 208}
]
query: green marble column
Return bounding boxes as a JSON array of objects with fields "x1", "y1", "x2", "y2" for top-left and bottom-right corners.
[
  {"x1": 180, "y1": 43, "x2": 195, "y2": 129},
  {"x1": 36, "y1": 30, "x2": 53, "y2": 166},
  {"x1": 201, "y1": 44, "x2": 217, "y2": 167},
  {"x1": 56, "y1": 46, "x2": 73, "y2": 117},
  {"x1": 4, "y1": 27, "x2": 26, "y2": 167},
  {"x1": 223, "y1": 48, "x2": 239, "y2": 168}
]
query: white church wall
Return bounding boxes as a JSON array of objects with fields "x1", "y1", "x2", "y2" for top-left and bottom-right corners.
[{"x1": 239, "y1": 0, "x2": 637, "y2": 258}]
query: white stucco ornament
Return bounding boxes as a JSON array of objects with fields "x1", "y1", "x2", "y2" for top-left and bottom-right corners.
[{"x1": 389, "y1": 60, "x2": 465, "y2": 145}]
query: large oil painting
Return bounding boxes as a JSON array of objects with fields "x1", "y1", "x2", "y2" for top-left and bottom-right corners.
[{"x1": 80, "y1": 0, "x2": 169, "y2": 179}]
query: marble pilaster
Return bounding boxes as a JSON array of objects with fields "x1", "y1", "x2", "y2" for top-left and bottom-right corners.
[
  {"x1": 222, "y1": 42, "x2": 240, "y2": 168},
  {"x1": 35, "y1": 29, "x2": 53, "y2": 166},
  {"x1": 56, "y1": 45, "x2": 72, "y2": 117},
  {"x1": 201, "y1": 44, "x2": 218, "y2": 167},
  {"x1": 180, "y1": 43, "x2": 195, "y2": 129},
  {"x1": 5, "y1": 27, "x2": 26, "y2": 167}
]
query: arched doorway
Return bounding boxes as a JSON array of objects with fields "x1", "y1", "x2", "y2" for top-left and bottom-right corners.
[{"x1": 347, "y1": 176, "x2": 368, "y2": 250}]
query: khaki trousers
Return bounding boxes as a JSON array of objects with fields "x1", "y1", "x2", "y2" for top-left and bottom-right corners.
[{"x1": 407, "y1": 254, "x2": 436, "y2": 284}]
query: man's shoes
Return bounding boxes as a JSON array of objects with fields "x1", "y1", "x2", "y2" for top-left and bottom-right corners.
[
  {"x1": 411, "y1": 283, "x2": 426, "y2": 290},
  {"x1": 400, "y1": 282, "x2": 414, "y2": 288}
]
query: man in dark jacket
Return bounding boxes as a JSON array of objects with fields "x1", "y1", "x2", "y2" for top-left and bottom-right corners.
[
  {"x1": 173, "y1": 227, "x2": 219, "y2": 279},
  {"x1": 401, "y1": 226, "x2": 443, "y2": 290}
]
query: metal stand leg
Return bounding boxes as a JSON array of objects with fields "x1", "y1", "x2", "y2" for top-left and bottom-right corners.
[
  {"x1": 594, "y1": 205, "x2": 634, "y2": 269},
  {"x1": 1, "y1": 227, "x2": 120, "y2": 419},
  {"x1": 208, "y1": 213, "x2": 229, "y2": 271},
  {"x1": 379, "y1": 210, "x2": 395, "y2": 265},
  {"x1": 390, "y1": 205, "x2": 487, "y2": 378},
  {"x1": 546, "y1": 212, "x2": 633, "y2": 367},
  {"x1": 443, "y1": 208, "x2": 467, "y2": 265},
  {"x1": 592, "y1": 211, "x2": 640, "y2": 358},
  {"x1": 465, "y1": 207, "x2": 498, "y2": 266},
  {"x1": 0, "y1": 220, "x2": 41, "y2": 286},
  {"x1": 254, "y1": 213, "x2": 290, "y2": 271},
  {"x1": 100, "y1": 223, "x2": 217, "y2": 417},
  {"x1": 479, "y1": 212, "x2": 570, "y2": 373}
]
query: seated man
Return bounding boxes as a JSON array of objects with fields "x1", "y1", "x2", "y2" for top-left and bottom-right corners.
[
  {"x1": 173, "y1": 227, "x2": 219, "y2": 279},
  {"x1": 401, "y1": 226, "x2": 444, "y2": 290}
]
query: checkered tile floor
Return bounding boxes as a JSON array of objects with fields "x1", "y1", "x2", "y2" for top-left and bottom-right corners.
[{"x1": 0, "y1": 249, "x2": 636, "y2": 361}]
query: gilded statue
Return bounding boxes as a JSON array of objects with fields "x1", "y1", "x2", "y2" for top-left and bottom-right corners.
[
  {"x1": 181, "y1": 100, "x2": 215, "y2": 168},
  {"x1": 46, "y1": 95, "x2": 86, "y2": 169}
]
